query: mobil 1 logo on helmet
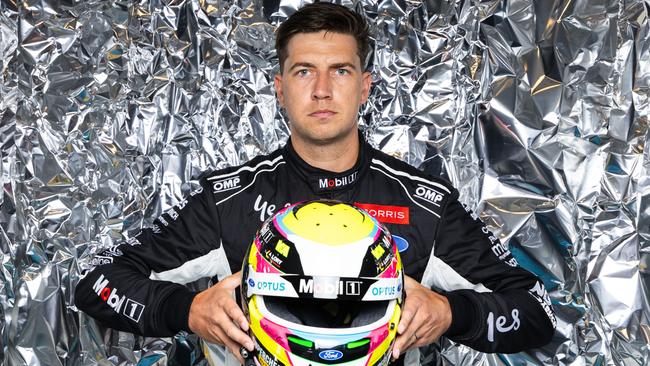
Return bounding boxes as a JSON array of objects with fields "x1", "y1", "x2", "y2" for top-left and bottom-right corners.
[{"x1": 414, "y1": 184, "x2": 444, "y2": 204}]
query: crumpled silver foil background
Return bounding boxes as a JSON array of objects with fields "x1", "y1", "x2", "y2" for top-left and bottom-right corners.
[{"x1": 1, "y1": 0, "x2": 649, "y2": 364}]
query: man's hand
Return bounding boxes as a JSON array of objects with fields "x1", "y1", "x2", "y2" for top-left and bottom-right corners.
[
  {"x1": 392, "y1": 275, "x2": 452, "y2": 359},
  {"x1": 188, "y1": 271, "x2": 254, "y2": 364}
]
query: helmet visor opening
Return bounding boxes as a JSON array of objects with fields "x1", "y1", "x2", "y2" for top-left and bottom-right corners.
[{"x1": 264, "y1": 296, "x2": 389, "y2": 329}]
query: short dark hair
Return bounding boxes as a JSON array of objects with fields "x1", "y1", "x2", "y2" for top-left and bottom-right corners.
[{"x1": 275, "y1": 2, "x2": 370, "y2": 73}]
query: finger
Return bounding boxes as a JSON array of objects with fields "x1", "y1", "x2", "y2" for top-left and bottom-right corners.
[
  {"x1": 224, "y1": 297, "x2": 251, "y2": 332},
  {"x1": 218, "y1": 311, "x2": 254, "y2": 351},
  {"x1": 392, "y1": 333, "x2": 408, "y2": 359},
  {"x1": 228, "y1": 321, "x2": 255, "y2": 351},
  {"x1": 397, "y1": 298, "x2": 418, "y2": 334},
  {"x1": 215, "y1": 327, "x2": 246, "y2": 364}
]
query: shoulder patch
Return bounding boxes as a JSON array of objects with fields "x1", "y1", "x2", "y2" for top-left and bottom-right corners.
[
  {"x1": 206, "y1": 154, "x2": 285, "y2": 205},
  {"x1": 369, "y1": 157, "x2": 453, "y2": 218}
]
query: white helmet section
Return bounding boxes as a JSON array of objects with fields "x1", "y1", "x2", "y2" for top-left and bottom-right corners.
[{"x1": 285, "y1": 234, "x2": 375, "y2": 277}]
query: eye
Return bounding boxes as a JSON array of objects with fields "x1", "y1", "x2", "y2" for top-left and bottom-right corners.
[
  {"x1": 336, "y1": 68, "x2": 350, "y2": 75},
  {"x1": 297, "y1": 69, "x2": 310, "y2": 77}
]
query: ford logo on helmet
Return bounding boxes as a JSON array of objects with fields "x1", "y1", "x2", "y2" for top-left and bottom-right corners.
[{"x1": 319, "y1": 350, "x2": 343, "y2": 361}]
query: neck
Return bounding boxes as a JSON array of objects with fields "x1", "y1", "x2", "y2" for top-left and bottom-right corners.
[{"x1": 291, "y1": 132, "x2": 360, "y2": 173}]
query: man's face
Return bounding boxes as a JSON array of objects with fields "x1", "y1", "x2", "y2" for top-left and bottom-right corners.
[{"x1": 275, "y1": 31, "x2": 371, "y2": 146}]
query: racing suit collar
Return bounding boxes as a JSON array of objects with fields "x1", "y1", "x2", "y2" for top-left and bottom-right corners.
[{"x1": 283, "y1": 133, "x2": 370, "y2": 195}]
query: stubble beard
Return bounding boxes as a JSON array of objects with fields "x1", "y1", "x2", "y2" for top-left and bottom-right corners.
[{"x1": 290, "y1": 119, "x2": 357, "y2": 147}]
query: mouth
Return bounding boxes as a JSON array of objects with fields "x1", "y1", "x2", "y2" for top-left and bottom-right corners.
[{"x1": 309, "y1": 110, "x2": 336, "y2": 118}]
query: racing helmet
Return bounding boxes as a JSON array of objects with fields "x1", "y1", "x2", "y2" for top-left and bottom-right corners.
[{"x1": 241, "y1": 200, "x2": 404, "y2": 366}]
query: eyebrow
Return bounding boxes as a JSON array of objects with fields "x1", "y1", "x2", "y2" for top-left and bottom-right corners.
[{"x1": 288, "y1": 62, "x2": 358, "y2": 72}]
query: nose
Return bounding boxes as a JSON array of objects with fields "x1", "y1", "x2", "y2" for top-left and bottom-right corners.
[{"x1": 312, "y1": 72, "x2": 332, "y2": 100}]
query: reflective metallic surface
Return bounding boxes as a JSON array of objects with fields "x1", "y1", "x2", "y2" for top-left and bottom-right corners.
[{"x1": 2, "y1": 0, "x2": 649, "y2": 365}]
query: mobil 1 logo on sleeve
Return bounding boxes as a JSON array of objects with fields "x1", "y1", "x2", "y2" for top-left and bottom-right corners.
[
  {"x1": 414, "y1": 184, "x2": 444, "y2": 205},
  {"x1": 123, "y1": 299, "x2": 145, "y2": 322}
]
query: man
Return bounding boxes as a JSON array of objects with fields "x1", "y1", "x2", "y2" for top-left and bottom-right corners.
[{"x1": 75, "y1": 3, "x2": 556, "y2": 365}]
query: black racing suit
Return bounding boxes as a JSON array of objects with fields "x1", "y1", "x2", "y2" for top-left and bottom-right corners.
[{"x1": 74, "y1": 135, "x2": 556, "y2": 360}]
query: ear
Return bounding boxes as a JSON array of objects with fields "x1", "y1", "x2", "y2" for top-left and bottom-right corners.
[
  {"x1": 274, "y1": 73, "x2": 285, "y2": 107},
  {"x1": 360, "y1": 71, "x2": 372, "y2": 104}
]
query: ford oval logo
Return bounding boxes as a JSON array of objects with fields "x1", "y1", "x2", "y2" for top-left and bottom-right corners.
[
  {"x1": 393, "y1": 235, "x2": 409, "y2": 252},
  {"x1": 318, "y1": 350, "x2": 343, "y2": 361}
]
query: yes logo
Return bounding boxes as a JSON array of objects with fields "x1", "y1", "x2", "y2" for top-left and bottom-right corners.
[{"x1": 486, "y1": 309, "x2": 520, "y2": 342}]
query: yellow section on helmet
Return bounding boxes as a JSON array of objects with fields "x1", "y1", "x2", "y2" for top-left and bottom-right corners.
[
  {"x1": 371, "y1": 245, "x2": 386, "y2": 259},
  {"x1": 275, "y1": 240, "x2": 290, "y2": 257},
  {"x1": 367, "y1": 303, "x2": 402, "y2": 365},
  {"x1": 280, "y1": 202, "x2": 375, "y2": 245},
  {"x1": 248, "y1": 240, "x2": 259, "y2": 269},
  {"x1": 248, "y1": 297, "x2": 291, "y2": 365}
]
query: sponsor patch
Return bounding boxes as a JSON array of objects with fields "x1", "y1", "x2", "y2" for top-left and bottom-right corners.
[
  {"x1": 123, "y1": 299, "x2": 145, "y2": 322},
  {"x1": 312, "y1": 171, "x2": 359, "y2": 192},
  {"x1": 257, "y1": 344, "x2": 280, "y2": 366},
  {"x1": 90, "y1": 256, "x2": 113, "y2": 266},
  {"x1": 414, "y1": 184, "x2": 444, "y2": 205},
  {"x1": 126, "y1": 237, "x2": 141, "y2": 246},
  {"x1": 319, "y1": 350, "x2": 343, "y2": 361},
  {"x1": 92, "y1": 274, "x2": 145, "y2": 322},
  {"x1": 355, "y1": 203, "x2": 409, "y2": 225},
  {"x1": 100, "y1": 247, "x2": 123, "y2": 257},
  {"x1": 298, "y1": 278, "x2": 362, "y2": 297},
  {"x1": 212, "y1": 176, "x2": 241, "y2": 193},
  {"x1": 529, "y1": 282, "x2": 557, "y2": 327},
  {"x1": 392, "y1": 235, "x2": 409, "y2": 252}
]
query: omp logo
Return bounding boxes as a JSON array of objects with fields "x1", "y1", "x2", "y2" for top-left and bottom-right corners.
[
  {"x1": 317, "y1": 171, "x2": 358, "y2": 190},
  {"x1": 212, "y1": 177, "x2": 241, "y2": 192},
  {"x1": 92, "y1": 274, "x2": 145, "y2": 322},
  {"x1": 414, "y1": 184, "x2": 444, "y2": 204},
  {"x1": 319, "y1": 350, "x2": 343, "y2": 361}
]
